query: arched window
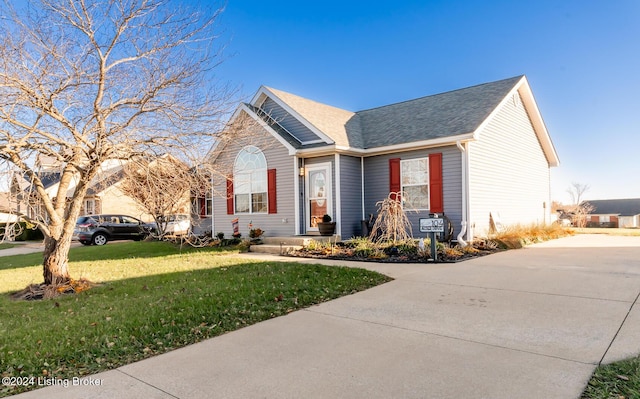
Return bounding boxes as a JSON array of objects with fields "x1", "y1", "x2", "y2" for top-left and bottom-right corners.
[{"x1": 234, "y1": 146, "x2": 267, "y2": 213}]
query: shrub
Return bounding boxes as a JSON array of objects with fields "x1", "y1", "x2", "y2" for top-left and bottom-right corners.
[
  {"x1": 14, "y1": 222, "x2": 44, "y2": 241},
  {"x1": 394, "y1": 240, "x2": 419, "y2": 255},
  {"x1": 444, "y1": 246, "x2": 464, "y2": 258},
  {"x1": 354, "y1": 247, "x2": 375, "y2": 258},
  {"x1": 369, "y1": 192, "x2": 414, "y2": 244},
  {"x1": 249, "y1": 228, "x2": 264, "y2": 238},
  {"x1": 304, "y1": 240, "x2": 333, "y2": 254},
  {"x1": 489, "y1": 223, "x2": 573, "y2": 248}
]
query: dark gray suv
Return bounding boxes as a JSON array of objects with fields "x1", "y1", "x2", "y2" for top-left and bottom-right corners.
[{"x1": 73, "y1": 214, "x2": 154, "y2": 246}]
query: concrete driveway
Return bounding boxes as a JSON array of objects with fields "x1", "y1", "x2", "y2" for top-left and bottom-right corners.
[{"x1": 14, "y1": 234, "x2": 640, "y2": 399}]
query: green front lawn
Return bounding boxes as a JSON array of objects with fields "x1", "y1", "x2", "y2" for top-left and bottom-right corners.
[
  {"x1": 582, "y1": 356, "x2": 640, "y2": 398},
  {"x1": 0, "y1": 241, "x2": 391, "y2": 397}
]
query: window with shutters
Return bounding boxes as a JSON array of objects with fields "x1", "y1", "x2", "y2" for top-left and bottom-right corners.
[
  {"x1": 401, "y1": 158, "x2": 429, "y2": 210},
  {"x1": 192, "y1": 195, "x2": 212, "y2": 217},
  {"x1": 234, "y1": 146, "x2": 267, "y2": 214}
]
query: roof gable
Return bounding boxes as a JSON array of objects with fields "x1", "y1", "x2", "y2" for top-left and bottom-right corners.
[{"x1": 255, "y1": 86, "x2": 357, "y2": 147}]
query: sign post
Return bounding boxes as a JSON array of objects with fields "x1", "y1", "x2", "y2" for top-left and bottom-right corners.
[{"x1": 419, "y1": 213, "x2": 444, "y2": 262}]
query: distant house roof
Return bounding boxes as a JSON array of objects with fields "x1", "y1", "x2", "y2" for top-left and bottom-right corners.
[
  {"x1": 19, "y1": 171, "x2": 62, "y2": 194},
  {"x1": 585, "y1": 198, "x2": 640, "y2": 216},
  {"x1": 38, "y1": 172, "x2": 62, "y2": 189}
]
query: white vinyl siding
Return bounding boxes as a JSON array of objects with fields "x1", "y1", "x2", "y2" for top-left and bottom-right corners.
[{"x1": 468, "y1": 91, "x2": 551, "y2": 236}]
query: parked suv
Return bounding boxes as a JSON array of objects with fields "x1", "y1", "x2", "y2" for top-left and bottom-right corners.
[{"x1": 73, "y1": 214, "x2": 154, "y2": 246}]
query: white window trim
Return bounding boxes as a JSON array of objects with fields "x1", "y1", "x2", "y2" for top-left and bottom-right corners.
[
  {"x1": 84, "y1": 199, "x2": 95, "y2": 215},
  {"x1": 400, "y1": 157, "x2": 430, "y2": 211},
  {"x1": 233, "y1": 146, "x2": 268, "y2": 215}
]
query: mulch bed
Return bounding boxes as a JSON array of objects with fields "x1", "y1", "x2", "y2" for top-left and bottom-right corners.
[
  {"x1": 287, "y1": 242, "x2": 502, "y2": 264},
  {"x1": 10, "y1": 279, "x2": 99, "y2": 301}
]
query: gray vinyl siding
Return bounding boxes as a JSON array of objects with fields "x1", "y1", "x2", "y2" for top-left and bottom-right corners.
[
  {"x1": 261, "y1": 98, "x2": 323, "y2": 144},
  {"x1": 363, "y1": 146, "x2": 463, "y2": 239},
  {"x1": 339, "y1": 155, "x2": 364, "y2": 238},
  {"x1": 212, "y1": 122, "x2": 296, "y2": 237},
  {"x1": 468, "y1": 92, "x2": 551, "y2": 236}
]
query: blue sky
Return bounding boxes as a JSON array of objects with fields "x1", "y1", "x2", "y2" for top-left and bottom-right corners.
[{"x1": 208, "y1": 0, "x2": 639, "y2": 203}]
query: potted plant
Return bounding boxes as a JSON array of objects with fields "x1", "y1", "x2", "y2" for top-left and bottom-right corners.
[
  {"x1": 317, "y1": 214, "x2": 336, "y2": 236},
  {"x1": 249, "y1": 227, "x2": 265, "y2": 244}
]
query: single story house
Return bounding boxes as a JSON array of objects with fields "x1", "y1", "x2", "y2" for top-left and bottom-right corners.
[
  {"x1": 584, "y1": 198, "x2": 640, "y2": 228},
  {"x1": 209, "y1": 75, "x2": 559, "y2": 243}
]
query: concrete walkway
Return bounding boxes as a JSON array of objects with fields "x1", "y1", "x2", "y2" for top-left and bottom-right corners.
[
  {"x1": 0, "y1": 241, "x2": 46, "y2": 257},
  {"x1": 12, "y1": 234, "x2": 640, "y2": 399}
]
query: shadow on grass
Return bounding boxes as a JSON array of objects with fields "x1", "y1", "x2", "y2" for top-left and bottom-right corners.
[
  {"x1": 0, "y1": 260, "x2": 391, "y2": 397},
  {"x1": 0, "y1": 241, "x2": 237, "y2": 271}
]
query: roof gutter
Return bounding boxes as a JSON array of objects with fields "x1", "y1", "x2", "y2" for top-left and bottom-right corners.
[{"x1": 294, "y1": 133, "x2": 475, "y2": 158}]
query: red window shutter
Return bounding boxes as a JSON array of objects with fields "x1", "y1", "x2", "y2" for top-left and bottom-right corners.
[
  {"x1": 389, "y1": 158, "x2": 401, "y2": 201},
  {"x1": 200, "y1": 198, "x2": 206, "y2": 217},
  {"x1": 268, "y1": 168, "x2": 277, "y2": 214},
  {"x1": 226, "y1": 176, "x2": 234, "y2": 215},
  {"x1": 429, "y1": 153, "x2": 444, "y2": 213}
]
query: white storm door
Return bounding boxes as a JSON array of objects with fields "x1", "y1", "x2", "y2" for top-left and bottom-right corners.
[{"x1": 305, "y1": 163, "x2": 332, "y2": 232}]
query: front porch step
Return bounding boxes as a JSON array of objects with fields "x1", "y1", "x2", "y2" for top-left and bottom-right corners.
[
  {"x1": 249, "y1": 244, "x2": 302, "y2": 255},
  {"x1": 261, "y1": 235, "x2": 341, "y2": 246}
]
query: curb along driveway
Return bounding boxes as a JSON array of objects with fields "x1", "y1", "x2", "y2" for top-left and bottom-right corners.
[{"x1": 14, "y1": 234, "x2": 640, "y2": 399}]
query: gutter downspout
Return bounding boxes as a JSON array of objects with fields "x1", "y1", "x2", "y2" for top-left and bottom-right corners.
[
  {"x1": 361, "y1": 156, "x2": 365, "y2": 221},
  {"x1": 456, "y1": 140, "x2": 469, "y2": 247}
]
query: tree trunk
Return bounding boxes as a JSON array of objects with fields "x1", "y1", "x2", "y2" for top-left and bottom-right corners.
[{"x1": 43, "y1": 235, "x2": 71, "y2": 286}]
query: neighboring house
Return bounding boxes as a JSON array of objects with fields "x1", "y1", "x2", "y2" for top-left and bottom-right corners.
[
  {"x1": 15, "y1": 157, "x2": 158, "y2": 223},
  {"x1": 191, "y1": 186, "x2": 213, "y2": 235},
  {"x1": 0, "y1": 192, "x2": 20, "y2": 223},
  {"x1": 80, "y1": 167, "x2": 154, "y2": 219},
  {"x1": 15, "y1": 155, "x2": 210, "y2": 232},
  {"x1": 209, "y1": 75, "x2": 559, "y2": 242},
  {"x1": 583, "y1": 198, "x2": 640, "y2": 228}
]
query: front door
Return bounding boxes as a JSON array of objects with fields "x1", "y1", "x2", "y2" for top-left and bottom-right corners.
[{"x1": 305, "y1": 163, "x2": 332, "y2": 232}]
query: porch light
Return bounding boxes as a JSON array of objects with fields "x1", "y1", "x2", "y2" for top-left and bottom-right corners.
[{"x1": 299, "y1": 167, "x2": 305, "y2": 176}]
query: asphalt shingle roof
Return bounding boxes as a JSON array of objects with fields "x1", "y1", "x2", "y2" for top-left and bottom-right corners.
[
  {"x1": 353, "y1": 76, "x2": 523, "y2": 149},
  {"x1": 263, "y1": 87, "x2": 357, "y2": 147},
  {"x1": 585, "y1": 198, "x2": 640, "y2": 216},
  {"x1": 263, "y1": 76, "x2": 524, "y2": 150}
]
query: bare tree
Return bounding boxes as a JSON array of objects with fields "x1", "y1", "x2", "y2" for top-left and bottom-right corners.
[
  {"x1": 571, "y1": 202, "x2": 595, "y2": 228},
  {"x1": 119, "y1": 154, "x2": 204, "y2": 237},
  {"x1": 566, "y1": 182, "x2": 590, "y2": 205},
  {"x1": 0, "y1": 0, "x2": 233, "y2": 288},
  {"x1": 566, "y1": 182, "x2": 593, "y2": 227}
]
